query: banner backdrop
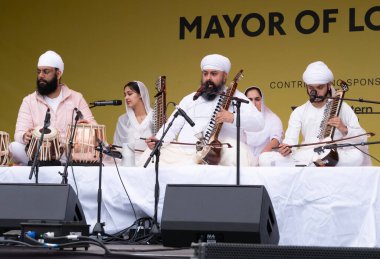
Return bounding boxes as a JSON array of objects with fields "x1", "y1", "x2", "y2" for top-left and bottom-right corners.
[{"x1": 0, "y1": 1, "x2": 379, "y2": 164}]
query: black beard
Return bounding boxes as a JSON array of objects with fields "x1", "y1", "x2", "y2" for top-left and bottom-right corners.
[
  {"x1": 37, "y1": 75, "x2": 58, "y2": 96},
  {"x1": 201, "y1": 80, "x2": 224, "y2": 101},
  {"x1": 313, "y1": 90, "x2": 330, "y2": 103}
]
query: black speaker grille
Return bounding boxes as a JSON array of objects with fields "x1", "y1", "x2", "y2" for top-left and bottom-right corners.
[
  {"x1": 162, "y1": 185, "x2": 279, "y2": 247},
  {"x1": 194, "y1": 243, "x2": 380, "y2": 259}
]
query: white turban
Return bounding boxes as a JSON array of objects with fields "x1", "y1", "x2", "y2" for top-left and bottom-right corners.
[
  {"x1": 302, "y1": 61, "x2": 333, "y2": 85},
  {"x1": 37, "y1": 50, "x2": 64, "y2": 75},
  {"x1": 200, "y1": 54, "x2": 231, "y2": 74}
]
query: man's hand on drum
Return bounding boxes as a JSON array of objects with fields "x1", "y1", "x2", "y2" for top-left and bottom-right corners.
[
  {"x1": 277, "y1": 143, "x2": 292, "y2": 157},
  {"x1": 22, "y1": 128, "x2": 33, "y2": 144},
  {"x1": 145, "y1": 136, "x2": 158, "y2": 150}
]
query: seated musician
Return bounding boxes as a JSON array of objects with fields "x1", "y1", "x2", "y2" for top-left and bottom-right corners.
[
  {"x1": 259, "y1": 61, "x2": 370, "y2": 166},
  {"x1": 244, "y1": 86, "x2": 283, "y2": 165},
  {"x1": 9, "y1": 50, "x2": 96, "y2": 165},
  {"x1": 144, "y1": 54, "x2": 264, "y2": 166},
  {"x1": 113, "y1": 81, "x2": 153, "y2": 162}
]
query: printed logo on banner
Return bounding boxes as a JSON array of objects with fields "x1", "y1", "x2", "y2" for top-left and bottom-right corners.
[
  {"x1": 179, "y1": 6, "x2": 380, "y2": 39},
  {"x1": 269, "y1": 78, "x2": 380, "y2": 90}
]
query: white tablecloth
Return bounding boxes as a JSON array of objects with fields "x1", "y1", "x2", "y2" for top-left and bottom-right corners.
[{"x1": 0, "y1": 165, "x2": 379, "y2": 247}]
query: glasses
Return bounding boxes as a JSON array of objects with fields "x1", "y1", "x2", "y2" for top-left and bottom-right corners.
[{"x1": 37, "y1": 69, "x2": 54, "y2": 75}]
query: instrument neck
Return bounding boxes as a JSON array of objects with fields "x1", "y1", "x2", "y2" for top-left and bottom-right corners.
[{"x1": 153, "y1": 76, "x2": 167, "y2": 135}]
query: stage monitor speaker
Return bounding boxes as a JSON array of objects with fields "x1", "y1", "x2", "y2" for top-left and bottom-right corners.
[
  {"x1": 192, "y1": 243, "x2": 380, "y2": 259},
  {"x1": 0, "y1": 183, "x2": 86, "y2": 234},
  {"x1": 161, "y1": 184, "x2": 279, "y2": 247}
]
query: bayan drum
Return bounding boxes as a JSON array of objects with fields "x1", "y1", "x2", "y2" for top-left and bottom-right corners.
[
  {"x1": 26, "y1": 127, "x2": 63, "y2": 162},
  {"x1": 0, "y1": 131, "x2": 10, "y2": 166},
  {"x1": 67, "y1": 123, "x2": 106, "y2": 164}
]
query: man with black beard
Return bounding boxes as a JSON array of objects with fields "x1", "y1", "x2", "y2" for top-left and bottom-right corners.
[
  {"x1": 9, "y1": 50, "x2": 96, "y2": 165},
  {"x1": 143, "y1": 54, "x2": 264, "y2": 166}
]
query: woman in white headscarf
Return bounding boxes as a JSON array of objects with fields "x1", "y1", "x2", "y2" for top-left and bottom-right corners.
[
  {"x1": 113, "y1": 81, "x2": 153, "y2": 160},
  {"x1": 244, "y1": 86, "x2": 283, "y2": 161}
]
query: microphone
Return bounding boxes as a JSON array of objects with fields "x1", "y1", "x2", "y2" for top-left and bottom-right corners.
[
  {"x1": 193, "y1": 85, "x2": 205, "y2": 101},
  {"x1": 44, "y1": 108, "x2": 51, "y2": 126},
  {"x1": 40, "y1": 108, "x2": 51, "y2": 134},
  {"x1": 90, "y1": 100, "x2": 122, "y2": 106},
  {"x1": 96, "y1": 140, "x2": 123, "y2": 159},
  {"x1": 103, "y1": 149, "x2": 123, "y2": 159},
  {"x1": 109, "y1": 144, "x2": 122, "y2": 149},
  {"x1": 176, "y1": 106, "x2": 195, "y2": 127},
  {"x1": 74, "y1": 108, "x2": 83, "y2": 121},
  {"x1": 193, "y1": 81, "x2": 213, "y2": 101},
  {"x1": 313, "y1": 144, "x2": 338, "y2": 153},
  {"x1": 309, "y1": 90, "x2": 317, "y2": 103}
]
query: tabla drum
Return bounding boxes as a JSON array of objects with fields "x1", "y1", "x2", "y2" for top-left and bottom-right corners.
[
  {"x1": 66, "y1": 123, "x2": 106, "y2": 163},
  {"x1": 26, "y1": 126, "x2": 63, "y2": 161},
  {"x1": 0, "y1": 131, "x2": 10, "y2": 166}
]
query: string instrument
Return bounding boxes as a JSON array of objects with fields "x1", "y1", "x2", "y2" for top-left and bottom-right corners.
[
  {"x1": 272, "y1": 132, "x2": 373, "y2": 150},
  {"x1": 153, "y1": 76, "x2": 167, "y2": 135},
  {"x1": 313, "y1": 81, "x2": 349, "y2": 166},
  {"x1": 195, "y1": 69, "x2": 244, "y2": 165}
]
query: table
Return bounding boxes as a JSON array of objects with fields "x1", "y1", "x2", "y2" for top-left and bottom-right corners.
[{"x1": 0, "y1": 165, "x2": 379, "y2": 247}]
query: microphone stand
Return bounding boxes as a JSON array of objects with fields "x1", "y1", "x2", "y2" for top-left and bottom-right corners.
[
  {"x1": 143, "y1": 111, "x2": 181, "y2": 237},
  {"x1": 92, "y1": 141, "x2": 105, "y2": 237},
  {"x1": 232, "y1": 97, "x2": 249, "y2": 185},
  {"x1": 219, "y1": 93, "x2": 249, "y2": 185},
  {"x1": 59, "y1": 112, "x2": 81, "y2": 184},
  {"x1": 90, "y1": 141, "x2": 123, "y2": 238},
  {"x1": 29, "y1": 109, "x2": 50, "y2": 183}
]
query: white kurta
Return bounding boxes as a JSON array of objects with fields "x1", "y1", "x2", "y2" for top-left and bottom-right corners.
[
  {"x1": 113, "y1": 113, "x2": 153, "y2": 150},
  {"x1": 245, "y1": 106, "x2": 283, "y2": 156},
  {"x1": 259, "y1": 100, "x2": 370, "y2": 166},
  {"x1": 160, "y1": 90, "x2": 264, "y2": 141},
  {"x1": 147, "y1": 89, "x2": 265, "y2": 166}
]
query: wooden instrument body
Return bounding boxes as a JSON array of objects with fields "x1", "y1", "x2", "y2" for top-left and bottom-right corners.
[
  {"x1": 312, "y1": 82, "x2": 348, "y2": 167},
  {"x1": 195, "y1": 70, "x2": 244, "y2": 165},
  {"x1": 312, "y1": 137, "x2": 339, "y2": 167}
]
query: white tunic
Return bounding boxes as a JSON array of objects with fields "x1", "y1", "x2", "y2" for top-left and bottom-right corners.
[
  {"x1": 259, "y1": 100, "x2": 370, "y2": 166},
  {"x1": 113, "y1": 112, "x2": 153, "y2": 152},
  {"x1": 245, "y1": 106, "x2": 283, "y2": 156},
  {"x1": 148, "y1": 88, "x2": 265, "y2": 166},
  {"x1": 158, "y1": 89, "x2": 264, "y2": 143}
]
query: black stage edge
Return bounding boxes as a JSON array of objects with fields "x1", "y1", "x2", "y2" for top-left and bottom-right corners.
[
  {"x1": 192, "y1": 243, "x2": 380, "y2": 259},
  {"x1": 0, "y1": 245, "x2": 189, "y2": 259},
  {"x1": 2, "y1": 243, "x2": 380, "y2": 258}
]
